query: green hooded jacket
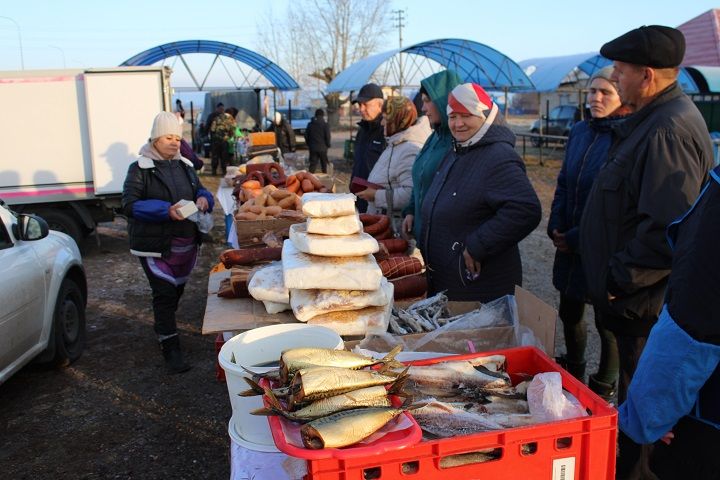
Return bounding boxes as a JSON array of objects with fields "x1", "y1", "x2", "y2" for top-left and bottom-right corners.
[{"x1": 403, "y1": 69, "x2": 462, "y2": 240}]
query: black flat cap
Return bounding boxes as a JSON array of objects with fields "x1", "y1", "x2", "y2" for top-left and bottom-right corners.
[
  {"x1": 352, "y1": 83, "x2": 383, "y2": 104},
  {"x1": 600, "y1": 25, "x2": 685, "y2": 68}
]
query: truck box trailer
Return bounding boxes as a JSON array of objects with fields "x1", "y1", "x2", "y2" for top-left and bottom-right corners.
[{"x1": 0, "y1": 66, "x2": 172, "y2": 245}]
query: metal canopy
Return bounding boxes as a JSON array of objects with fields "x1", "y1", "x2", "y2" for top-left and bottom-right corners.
[
  {"x1": 520, "y1": 53, "x2": 699, "y2": 93},
  {"x1": 327, "y1": 38, "x2": 534, "y2": 92},
  {"x1": 120, "y1": 40, "x2": 299, "y2": 91}
]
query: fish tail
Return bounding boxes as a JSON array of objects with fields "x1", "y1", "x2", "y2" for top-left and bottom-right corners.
[
  {"x1": 381, "y1": 345, "x2": 405, "y2": 369},
  {"x1": 388, "y1": 375, "x2": 409, "y2": 397},
  {"x1": 238, "y1": 376, "x2": 264, "y2": 397},
  {"x1": 249, "y1": 407, "x2": 274, "y2": 416}
]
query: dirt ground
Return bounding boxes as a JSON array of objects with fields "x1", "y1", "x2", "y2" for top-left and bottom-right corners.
[{"x1": 0, "y1": 127, "x2": 596, "y2": 479}]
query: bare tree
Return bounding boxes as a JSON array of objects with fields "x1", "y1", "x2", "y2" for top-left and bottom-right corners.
[{"x1": 256, "y1": 0, "x2": 391, "y2": 127}]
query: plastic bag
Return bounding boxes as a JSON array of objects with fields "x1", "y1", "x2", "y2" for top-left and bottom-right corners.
[
  {"x1": 526, "y1": 372, "x2": 587, "y2": 422},
  {"x1": 188, "y1": 210, "x2": 214, "y2": 234}
]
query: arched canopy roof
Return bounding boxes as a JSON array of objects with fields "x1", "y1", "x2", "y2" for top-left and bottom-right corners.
[
  {"x1": 327, "y1": 38, "x2": 534, "y2": 93},
  {"x1": 121, "y1": 40, "x2": 299, "y2": 91},
  {"x1": 520, "y1": 53, "x2": 699, "y2": 93},
  {"x1": 686, "y1": 66, "x2": 720, "y2": 93}
]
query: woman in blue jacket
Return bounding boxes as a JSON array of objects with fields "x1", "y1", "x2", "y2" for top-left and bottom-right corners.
[
  {"x1": 548, "y1": 66, "x2": 632, "y2": 397},
  {"x1": 122, "y1": 112, "x2": 215, "y2": 374}
]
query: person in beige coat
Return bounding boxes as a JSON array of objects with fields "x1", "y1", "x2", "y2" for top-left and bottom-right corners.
[{"x1": 357, "y1": 96, "x2": 432, "y2": 226}]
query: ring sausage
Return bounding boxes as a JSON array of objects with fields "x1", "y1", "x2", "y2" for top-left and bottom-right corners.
[
  {"x1": 359, "y1": 214, "x2": 390, "y2": 235},
  {"x1": 219, "y1": 247, "x2": 282, "y2": 268}
]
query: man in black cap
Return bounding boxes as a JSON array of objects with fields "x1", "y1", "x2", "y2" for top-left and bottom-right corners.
[
  {"x1": 580, "y1": 25, "x2": 714, "y2": 479},
  {"x1": 351, "y1": 83, "x2": 386, "y2": 212}
]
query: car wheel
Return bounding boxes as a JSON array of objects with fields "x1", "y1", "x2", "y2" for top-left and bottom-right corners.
[
  {"x1": 35, "y1": 209, "x2": 84, "y2": 247},
  {"x1": 52, "y1": 278, "x2": 86, "y2": 367},
  {"x1": 530, "y1": 130, "x2": 542, "y2": 147}
]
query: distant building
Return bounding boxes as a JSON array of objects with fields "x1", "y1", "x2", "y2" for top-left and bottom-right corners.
[{"x1": 679, "y1": 9, "x2": 720, "y2": 67}]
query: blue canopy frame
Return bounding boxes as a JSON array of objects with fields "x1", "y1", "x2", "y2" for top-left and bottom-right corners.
[
  {"x1": 121, "y1": 40, "x2": 299, "y2": 91},
  {"x1": 327, "y1": 38, "x2": 534, "y2": 93}
]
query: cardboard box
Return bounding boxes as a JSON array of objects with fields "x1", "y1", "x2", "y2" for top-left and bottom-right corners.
[
  {"x1": 345, "y1": 286, "x2": 557, "y2": 355},
  {"x1": 202, "y1": 270, "x2": 295, "y2": 334},
  {"x1": 235, "y1": 217, "x2": 304, "y2": 247}
]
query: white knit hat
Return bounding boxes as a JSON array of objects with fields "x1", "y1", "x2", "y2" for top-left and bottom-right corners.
[{"x1": 150, "y1": 111, "x2": 183, "y2": 140}]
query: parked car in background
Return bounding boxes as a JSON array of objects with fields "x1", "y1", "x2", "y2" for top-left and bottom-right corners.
[
  {"x1": 0, "y1": 200, "x2": 87, "y2": 385},
  {"x1": 276, "y1": 107, "x2": 314, "y2": 136},
  {"x1": 529, "y1": 105, "x2": 582, "y2": 146}
]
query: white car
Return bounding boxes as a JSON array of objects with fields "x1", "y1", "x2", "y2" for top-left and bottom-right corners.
[{"x1": 0, "y1": 200, "x2": 87, "y2": 385}]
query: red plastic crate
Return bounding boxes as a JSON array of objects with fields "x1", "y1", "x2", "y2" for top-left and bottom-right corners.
[
  {"x1": 303, "y1": 346, "x2": 617, "y2": 480},
  {"x1": 215, "y1": 333, "x2": 226, "y2": 383}
]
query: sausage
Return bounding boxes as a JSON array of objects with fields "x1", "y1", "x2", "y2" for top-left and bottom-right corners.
[
  {"x1": 286, "y1": 175, "x2": 300, "y2": 193},
  {"x1": 390, "y1": 274, "x2": 427, "y2": 300},
  {"x1": 301, "y1": 179, "x2": 314, "y2": 193},
  {"x1": 359, "y1": 214, "x2": 390, "y2": 235},
  {"x1": 374, "y1": 228, "x2": 392, "y2": 240},
  {"x1": 241, "y1": 180, "x2": 262, "y2": 190},
  {"x1": 378, "y1": 238, "x2": 408, "y2": 254},
  {"x1": 378, "y1": 256, "x2": 423, "y2": 279},
  {"x1": 246, "y1": 171, "x2": 266, "y2": 186},
  {"x1": 219, "y1": 247, "x2": 282, "y2": 267}
]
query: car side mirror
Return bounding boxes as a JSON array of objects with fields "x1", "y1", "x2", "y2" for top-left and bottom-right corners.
[{"x1": 12, "y1": 214, "x2": 49, "y2": 241}]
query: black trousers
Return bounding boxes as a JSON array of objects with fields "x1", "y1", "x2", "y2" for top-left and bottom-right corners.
[
  {"x1": 210, "y1": 139, "x2": 229, "y2": 174},
  {"x1": 141, "y1": 259, "x2": 186, "y2": 337},
  {"x1": 650, "y1": 415, "x2": 720, "y2": 479},
  {"x1": 558, "y1": 294, "x2": 619, "y2": 383},
  {"x1": 308, "y1": 150, "x2": 329, "y2": 173},
  {"x1": 614, "y1": 332, "x2": 657, "y2": 480}
]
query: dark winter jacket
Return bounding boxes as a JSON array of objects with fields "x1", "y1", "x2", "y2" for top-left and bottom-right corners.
[
  {"x1": 266, "y1": 119, "x2": 296, "y2": 154},
  {"x1": 122, "y1": 152, "x2": 214, "y2": 258},
  {"x1": 304, "y1": 116, "x2": 331, "y2": 152},
  {"x1": 579, "y1": 82, "x2": 713, "y2": 336},
  {"x1": 419, "y1": 120, "x2": 541, "y2": 302},
  {"x1": 620, "y1": 165, "x2": 720, "y2": 445},
  {"x1": 548, "y1": 115, "x2": 629, "y2": 300},
  {"x1": 403, "y1": 70, "x2": 462, "y2": 240},
  {"x1": 180, "y1": 139, "x2": 203, "y2": 170},
  {"x1": 352, "y1": 116, "x2": 386, "y2": 213}
]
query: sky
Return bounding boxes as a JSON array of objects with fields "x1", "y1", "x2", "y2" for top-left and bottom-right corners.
[{"x1": 0, "y1": 0, "x2": 716, "y2": 87}]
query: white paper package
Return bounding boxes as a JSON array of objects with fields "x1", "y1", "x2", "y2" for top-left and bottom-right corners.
[
  {"x1": 301, "y1": 193, "x2": 357, "y2": 218},
  {"x1": 263, "y1": 300, "x2": 291, "y2": 314},
  {"x1": 290, "y1": 278, "x2": 394, "y2": 322},
  {"x1": 306, "y1": 300, "x2": 393, "y2": 336},
  {"x1": 306, "y1": 214, "x2": 363, "y2": 236},
  {"x1": 281, "y1": 240, "x2": 382, "y2": 291},
  {"x1": 289, "y1": 223, "x2": 379, "y2": 257},
  {"x1": 247, "y1": 262, "x2": 289, "y2": 304}
]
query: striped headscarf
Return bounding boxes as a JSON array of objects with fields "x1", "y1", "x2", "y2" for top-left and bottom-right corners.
[
  {"x1": 446, "y1": 83, "x2": 500, "y2": 148},
  {"x1": 383, "y1": 96, "x2": 417, "y2": 137}
]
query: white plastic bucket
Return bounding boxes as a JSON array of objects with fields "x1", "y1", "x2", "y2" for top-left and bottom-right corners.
[{"x1": 218, "y1": 323, "x2": 344, "y2": 450}]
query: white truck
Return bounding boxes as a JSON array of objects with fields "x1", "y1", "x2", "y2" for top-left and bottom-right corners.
[{"x1": 0, "y1": 66, "x2": 172, "y2": 245}]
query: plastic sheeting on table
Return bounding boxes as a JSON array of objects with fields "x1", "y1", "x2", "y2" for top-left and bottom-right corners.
[{"x1": 230, "y1": 439, "x2": 307, "y2": 480}]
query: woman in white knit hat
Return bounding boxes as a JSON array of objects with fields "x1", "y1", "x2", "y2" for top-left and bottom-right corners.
[
  {"x1": 419, "y1": 83, "x2": 541, "y2": 303},
  {"x1": 121, "y1": 111, "x2": 215, "y2": 374},
  {"x1": 548, "y1": 65, "x2": 632, "y2": 399}
]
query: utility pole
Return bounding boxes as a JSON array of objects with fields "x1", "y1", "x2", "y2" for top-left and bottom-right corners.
[{"x1": 392, "y1": 9, "x2": 406, "y2": 92}]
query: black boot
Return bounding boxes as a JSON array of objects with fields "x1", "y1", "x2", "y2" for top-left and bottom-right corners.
[
  {"x1": 555, "y1": 354, "x2": 586, "y2": 382},
  {"x1": 588, "y1": 374, "x2": 617, "y2": 404},
  {"x1": 159, "y1": 335, "x2": 191, "y2": 374}
]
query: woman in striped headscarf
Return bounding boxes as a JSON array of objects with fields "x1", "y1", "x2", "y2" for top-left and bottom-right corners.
[{"x1": 420, "y1": 83, "x2": 541, "y2": 302}]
